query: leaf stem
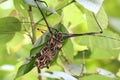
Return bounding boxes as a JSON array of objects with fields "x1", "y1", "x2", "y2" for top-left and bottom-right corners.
[{"x1": 28, "y1": 6, "x2": 36, "y2": 44}]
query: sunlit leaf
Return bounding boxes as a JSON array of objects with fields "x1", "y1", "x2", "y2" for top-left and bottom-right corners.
[
  {"x1": 86, "y1": 8, "x2": 108, "y2": 32},
  {"x1": 96, "y1": 68, "x2": 116, "y2": 78},
  {"x1": 24, "y1": 0, "x2": 57, "y2": 14},
  {"x1": 63, "y1": 3, "x2": 87, "y2": 29},
  {"x1": 39, "y1": 71, "x2": 77, "y2": 80},
  {"x1": 64, "y1": 64, "x2": 86, "y2": 76},
  {"x1": 96, "y1": 7, "x2": 108, "y2": 29},
  {"x1": 76, "y1": 0, "x2": 104, "y2": 14}
]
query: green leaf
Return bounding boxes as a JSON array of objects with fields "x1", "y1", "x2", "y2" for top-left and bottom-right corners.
[
  {"x1": 0, "y1": 45, "x2": 8, "y2": 54},
  {"x1": 85, "y1": 7, "x2": 108, "y2": 32},
  {"x1": 15, "y1": 58, "x2": 35, "y2": 79},
  {"x1": 95, "y1": 7, "x2": 108, "y2": 29},
  {"x1": 30, "y1": 43, "x2": 45, "y2": 56},
  {"x1": 63, "y1": 3, "x2": 86, "y2": 29},
  {"x1": 0, "y1": 17, "x2": 21, "y2": 32},
  {"x1": 46, "y1": 14, "x2": 62, "y2": 27},
  {"x1": 62, "y1": 39, "x2": 74, "y2": 62},
  {"x1": 24, "y1": 0, "x2": 57, "y2": 14},
  {"x1": 76, "y1": 0, "x2": 104, "y2": 14},
  {"x1": 15, "y1": 34, "x2": 47, "y2": 79},
  {"x1": 96, "y1": 7, "x2": 108, "y2": 29},
  {"x1": 81, "y1": 75, "x2": 120, "y2": 80},
  {"x1": 0, "y1": 17, "x2": 21, "y2": 44},
  {"x1": 79, "y1": 29, "x2": 120, "y2": 59}
]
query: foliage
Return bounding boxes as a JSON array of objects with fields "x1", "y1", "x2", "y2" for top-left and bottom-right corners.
[{"x1": 0, "y1": 0, "x2": 120, "y2": 80}]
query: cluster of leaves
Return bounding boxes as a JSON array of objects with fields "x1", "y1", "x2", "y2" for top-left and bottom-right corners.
[{"x1": 0, "y1": 0, "x2": 120, "y2": 80}]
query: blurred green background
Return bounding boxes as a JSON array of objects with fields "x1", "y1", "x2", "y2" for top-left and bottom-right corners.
[{"x1": 0, "y1": 0, "x2": 120, "y2": 80}]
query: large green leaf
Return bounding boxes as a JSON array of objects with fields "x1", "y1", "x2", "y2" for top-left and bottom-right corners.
[
  {"x1": 62, "y1": 39, "x2": 74, "y2": 62},
  {"x1": 0, "y1": 17, "x2": 21, "y2": 44},
  {"x1": 79, "y1": 29, "x2": 120, "y2": 59},
  {"x1": 72, "y1": 7, "x2": 119, "y2": 59},
  {"x1": 15, "y1": 31, "x2": 48, "y2": 79},
  {"x1": 15, "y1": 58, "x2": 35, "y2": 79},
  {"x1": 85, "y1": 8, "x2": 108, "y2": 32}
]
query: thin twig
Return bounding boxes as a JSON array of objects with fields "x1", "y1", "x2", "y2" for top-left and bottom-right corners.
[
  {"x1": 28, "y1": 6, "x2": 36, "y2": 44},
  {"x1": 37, "y1": 68, "x2": 42, "y2": 80},
  {"x1": 80, "y1": 51, "x2": 85, "y2": 77}
]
